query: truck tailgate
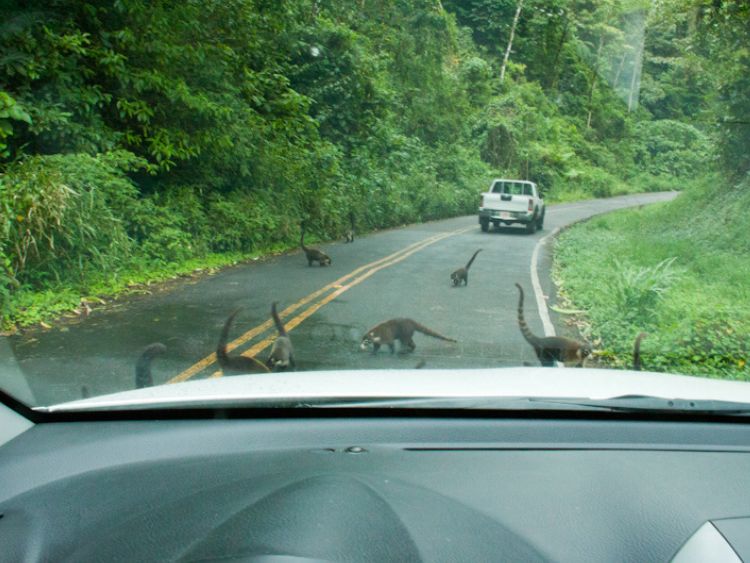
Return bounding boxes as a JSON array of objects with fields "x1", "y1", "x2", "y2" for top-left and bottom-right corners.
[{"x1": 483, "y1": 193, "x2": 532, "y2": 213}]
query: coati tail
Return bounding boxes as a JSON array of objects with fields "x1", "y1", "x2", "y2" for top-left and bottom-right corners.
[
  {"x1": 515, "y1": 283, "x2": 540, "y2": 346},
  {"x1": 217, "y1": 309, "x2": 241, "y2": 365},
  {"x1": 465, "y1": 249, "x2": 483, "y2": 271},
  {"x1": 633, "y1": 332, "x2": 647, "y2": 371},
  {"x1": 271, "y1": 301, "x2": 287, "y2": 336},
  {"x1": 217, "y1": 309, "x2": 271, "y2": 373},
  {"x1": 412, "y1": 321, "x2": 457, "y2": 342},
  {"x1": 135, "y1": 342, "x2": 167, "y2": 389}
]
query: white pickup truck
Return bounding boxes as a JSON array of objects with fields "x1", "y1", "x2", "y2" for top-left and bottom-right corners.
[{"x1": 478, "y1": 178, "x2": 545, "y2": 234}]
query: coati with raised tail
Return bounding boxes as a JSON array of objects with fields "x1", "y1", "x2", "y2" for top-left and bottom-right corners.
[
  {"x1": 135, "y1": 342, "x2": 167, "y2": 389},
  {"x1": 344, "y1": 211, "x2": 355, "y2": 243},
  {"x1": 515, "y1": 283, "x2": 592, "y2": 367},
  {"x1": 266, "y1": 301, "x2": 295, "y2": 371},
  {"x1": 632, "y1": 332, "x2": 647, "y2": 371},
  {"x1": 451, "y1": 249, "x2": 482, "y2": 286},
  {"x1": 217, "y1": 309, "x2": 270, "y2": 375},
  {"x1": 301, "y1": 223, "x2": 331, "y2": 266},
  {"x1": 360, "y1": 318, "x2": 457, "y2": 354}
]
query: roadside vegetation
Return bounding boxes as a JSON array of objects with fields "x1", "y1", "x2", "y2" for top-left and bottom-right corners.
[
  {"x1": 555, "y1": 176, "x2": 749, "y2": 379},
  {"x1": 553, "y1": 1, "x2": 749, "y2": 379},
  {"x1": 0, "y1": 0, "x2": 740, "y2": 332}
]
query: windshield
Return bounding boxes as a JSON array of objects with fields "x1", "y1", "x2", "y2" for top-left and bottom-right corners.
[
  {"x1": 0, "y1": 0, "x2": 747, "y2": 411},
  {"x1": 491, "y1": 181, "x2": 534, "y2": 196}
]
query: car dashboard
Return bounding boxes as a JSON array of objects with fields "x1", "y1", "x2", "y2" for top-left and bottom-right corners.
[{"x1": 2, "y1": 408, "x2": 750, "y2": 562}]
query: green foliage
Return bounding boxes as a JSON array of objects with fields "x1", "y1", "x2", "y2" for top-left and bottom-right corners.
[
  {"x1": 1, "y1": 152, "x2": 142, "y2": 287},
  {"x1": 633, "y1": 120, "x2": 712, "y2": 177},
  {"x1": 554, "y1": 176, "x2": 750, "y2": 379},
  {"x1": 0, "y1": 91, "x2": 31, "y2": 157},
  {"x1": 1, "y1": 0, "x2": 746, "y2": 331},
  {"x1": 610, "y1": 257, "x2": 680, "y2": 322}
]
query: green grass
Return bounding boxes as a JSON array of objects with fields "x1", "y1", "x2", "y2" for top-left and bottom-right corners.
[
  {"x1": 1, "y1": 244, "x2": 293, "y2": 333},
  {"x1": 553, "y1": 175, "x2": 750, "y2": 379}
]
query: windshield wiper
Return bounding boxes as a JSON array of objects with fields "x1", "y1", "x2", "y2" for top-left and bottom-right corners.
[
  {"x1": 42, "y1": 395, "x2": 750, "y2": 416},
  {"x1": 306, "y1": 395, "x2": 750, "y2": 415}
]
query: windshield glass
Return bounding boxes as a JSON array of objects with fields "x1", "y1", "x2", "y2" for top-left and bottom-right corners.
[
  {"x1": 0, "y1": 0, "x2": 747, "y2": 410},
  {"x1": 491, "y1": 181, "x2": 533, "y2": 195}
]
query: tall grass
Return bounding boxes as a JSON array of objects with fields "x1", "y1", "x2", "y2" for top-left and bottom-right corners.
[{"x1": 554, "y1": 174, "x2": 749, "y2": 379}]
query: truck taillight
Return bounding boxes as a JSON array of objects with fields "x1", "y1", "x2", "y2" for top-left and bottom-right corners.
[
  {"x1": 528, "y1": 199, "x2": 533, "y2": 212},
  {"x1": 480, "y1": 195, "x2": 485, "y2": 207}
]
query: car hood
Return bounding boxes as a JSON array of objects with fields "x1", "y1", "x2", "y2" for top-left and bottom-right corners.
[{"x1": 38, "y1": 367, "x2": 750, "y2": 412}]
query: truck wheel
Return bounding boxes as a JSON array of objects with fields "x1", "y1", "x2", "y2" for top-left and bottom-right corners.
[
  {"x1": 526, "y1": 219, "x2": 537, "y2": 234},
  {"x1": 480, "y1": 218, "x2": 489, "y2": 232},
  {"x1": 536, "y1": 211, "x2": 545, "y2": 231}
]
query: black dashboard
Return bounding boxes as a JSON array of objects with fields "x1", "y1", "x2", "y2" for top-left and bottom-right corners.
[{"x1": 2, "y1": 412, "x2": 750, "y2": 562}]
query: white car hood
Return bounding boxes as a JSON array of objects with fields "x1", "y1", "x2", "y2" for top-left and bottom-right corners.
[{"x1": 39, "y1": 367, "x2": 750, "y2": 412}]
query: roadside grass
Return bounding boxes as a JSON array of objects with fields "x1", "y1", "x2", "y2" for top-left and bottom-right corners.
[
  {"x1": 553, "y1": 175, "x2": 750, "y2": 380},
  {"x1": 1, "y1": 245, "x2": 291, "y2": 333}
]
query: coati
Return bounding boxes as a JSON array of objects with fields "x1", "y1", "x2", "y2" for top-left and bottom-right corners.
[
  {"x1": 344, "y1": 211, "x2": 355, "y2": 243},
  {"x1": 135, "y1": 342, "x2": 167, "y2": 389},
  {"x1": 451, "y1": 249, "x2": 482, "y2": 286},
  {"x1": 632, "y1": 332, "x2": 647, "y2": 371},
  {"x1": 301, "y1": 223, "x2": 332, "y2": 266},
  {"x1": 266, "y1": 301, "x2": 295, "y2": 371},
  {"x1": 217, "y1": 309, "x2": 270, "y2": 375},
  {"x1": 360, "y1": 318, "x2": 457, "y2": 354},
  {"x1": 515, "y1": 283, "x2": 592, "y2": 367}
]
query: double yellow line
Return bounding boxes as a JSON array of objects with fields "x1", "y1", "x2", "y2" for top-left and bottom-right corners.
[{"x1": 168, "y1": 224, "x2": 473, "y2": 384}]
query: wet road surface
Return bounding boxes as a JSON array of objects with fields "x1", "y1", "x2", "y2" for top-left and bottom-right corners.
[{"x1": 3, "y1": 192, "x2": 677, "y2": 405}]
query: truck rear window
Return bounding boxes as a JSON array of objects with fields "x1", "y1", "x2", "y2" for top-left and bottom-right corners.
[{"x1": 491, "y1": 182, "x2": 532, "y2": 195}]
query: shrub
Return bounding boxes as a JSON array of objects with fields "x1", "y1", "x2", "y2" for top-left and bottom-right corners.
[{"x1": 1, "y1": 152, "x2": 141, "y2": 288}]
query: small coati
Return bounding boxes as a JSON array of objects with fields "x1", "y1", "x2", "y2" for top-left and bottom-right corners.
[
  {"x1": 217, "y1": 309, "x2": 270, "y2": 375},
  {"x1": 515, "y1": 283, "x2": 592, "y2": 367},
  {"x1": 360, "y1": 318, "x2": 457, "y2": 354},
  {"x1": 135, "y1": 342, "x2": 167, "y2": 389},
  {"x1": 451, "y1": 249, "x2": 482, "y2": 286},
  {"x1": 632, "y1": 332, "x2": 647, "y2": 371},
  {"x1": 301, "y1": 223, "x2": 331, "y2": 266},
  {"x1": 344, "y1": 211, "x2": 355, "y2": 243},
  {"x1": 266, "y1": 301, "x2": 295, "y2": 371}
]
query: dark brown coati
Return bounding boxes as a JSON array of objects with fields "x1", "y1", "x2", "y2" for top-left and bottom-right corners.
[
  {"x1": 360, "y1": 318, "x2": 457, "y2": 354},
  {"x1": 632, "y1": 332, "x2": 647, "y2": 371},
  {"x1": 344, "y1": 211, "x2": 355, "y2": 243},
  {"x1": 301, "y1": 223, "x2": 332, "y2": 266},
  {"x1": 515, "y1": 283, "x2": 592, "y2": 367},
  {"x1": 266, "y1": 301, "x2": 295, "y2": 371},
  {"x1": 451, "y1": 249, "x2": 482, "y2": 286},
  {"x1": 217, "y1": 309, "x2": 270, "y2": 375},
  {"x1": 135, "y1": 342, "x2": 167, "y2": 389}
]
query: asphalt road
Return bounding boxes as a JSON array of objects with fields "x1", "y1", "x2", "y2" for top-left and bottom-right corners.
[{"x1": 5, "y1": 192, "x2": 677, "y2": 405}]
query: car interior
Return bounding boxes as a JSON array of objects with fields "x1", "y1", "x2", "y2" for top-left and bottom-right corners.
[{"x1": 2, "y1": 394, "x2": 750, "y2": 562}]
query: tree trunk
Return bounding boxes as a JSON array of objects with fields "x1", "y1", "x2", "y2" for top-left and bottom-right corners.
[
  {"x1": 586, "y1": 35, "x2": 605, "y2": 129},
  {"x1": 549, "y1": 18, "x2": 569, "y2": 91},
  {"x1": 612, "y1": 52, "x2": 628, "y2": 89},
  {"x1": 500, "y1": 0, "x2": 524, "y2": 83},
  {"x1": 627, "y1": 37, "x2": 644, "y2": 112}
]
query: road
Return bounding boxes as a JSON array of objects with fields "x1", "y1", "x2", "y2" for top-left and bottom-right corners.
[{"x1": 5, "y1": 192, "x2": 677, "y2": 405}]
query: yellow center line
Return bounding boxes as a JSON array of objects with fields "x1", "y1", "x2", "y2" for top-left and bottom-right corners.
[
  {"x1": 170, "y1": 225, "x2": 472, "y2": 383},
  {"x1": 167, "y1": 231, "x2": 449, "y2": 384},
  {"x1": 208, "y1": 225, "x2": 474, "y2": 377}
]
